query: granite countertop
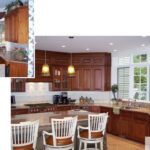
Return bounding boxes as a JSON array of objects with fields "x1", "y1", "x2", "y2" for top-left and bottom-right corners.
[
  {"x1": 11, "y1": 110, "x2": 90, "y2": 126},
  {"x1": 11, "y1": 102, "x2": 150, "y2": 115}
]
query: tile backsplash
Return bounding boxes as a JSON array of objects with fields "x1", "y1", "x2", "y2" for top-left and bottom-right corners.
[{"x1": 12, "y1": 82, "x2": 111, "y2": 105}]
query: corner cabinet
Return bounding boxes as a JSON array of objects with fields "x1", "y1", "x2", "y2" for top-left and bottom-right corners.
[{"x1": 5, "y1": 6, "x2": 28, "y2": 44}]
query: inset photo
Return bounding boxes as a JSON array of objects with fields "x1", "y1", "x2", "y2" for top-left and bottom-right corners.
[{"x1": 0, "y1": 0, "x2": 34, "y2": 77}]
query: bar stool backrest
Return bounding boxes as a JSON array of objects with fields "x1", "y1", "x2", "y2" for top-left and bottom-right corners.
[
  {"x1": 51, "y1": 116, "x2": 77, "y2": 146},
  {"x1": 88, "y1": 113, "x2": 108, "y2": 138},
  {"x1": 11, "y1": 120, "x2": 39, "y2": 149}
]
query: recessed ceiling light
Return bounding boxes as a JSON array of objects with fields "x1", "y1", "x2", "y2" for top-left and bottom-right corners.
[
  {"x1": 113, "y1": 49, "x2": 118, "y2": 52},
  {"x1": 141, "y1": 36, "x2": 147, "y2": 38},
  {"x1": 61, "y1": 45, "x2": 66, "y2": 48},
  {"x1": 86, "y1": 48, "x2": 90, "y2": 51},
  {"x1": 109, "y1": 42, "x2": 114, "y2": 46},
  {"x1": 141, "y1": 44, "x2": 145, "y2": 47}
]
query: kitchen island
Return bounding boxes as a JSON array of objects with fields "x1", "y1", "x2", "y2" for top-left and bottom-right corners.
[
  {"x1": 11, "y1": 103, "x2": 150, "y2": 144},
  {"x1": 12, "y1": 110, "x2": 107, "y2": 150}
]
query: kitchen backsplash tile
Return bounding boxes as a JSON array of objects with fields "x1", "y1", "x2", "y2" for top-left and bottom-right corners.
[{"x1": 12, "y1": 82, "x2": 111, "y2": 105}]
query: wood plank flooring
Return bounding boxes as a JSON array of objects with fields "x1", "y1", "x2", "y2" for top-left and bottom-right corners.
[{"x1": 107, "y1": 134, "x2": 144, "y2": 150}]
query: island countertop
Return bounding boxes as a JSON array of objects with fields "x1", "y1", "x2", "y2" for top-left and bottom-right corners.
[{"x1": 11, "y1": 110, "x2": 91, "y2": 126}]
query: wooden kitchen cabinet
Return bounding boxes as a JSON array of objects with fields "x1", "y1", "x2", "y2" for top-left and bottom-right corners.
[
  {"x1": 9, "y1": 61, "x2": 28, "y2": 77},
  {"x1": 52, "y1": 66, "x2": 68, "y2": 91},
  {"x1": 120, "y1": 110, "x2": 133, "y2": 139},
  {"x1": 5, "y1": 6, "x2": 28, "y2": 44},
  {"x1": 100, "y1": 106, "x2": 113, "y2": 133},
  {"x1": 132, "y1": 112, "x2": 149, "y2": 143},
  {"x1": 71, "y1": 67, "x2": 83, "y2": 91},
  {"x1": 11, "y1": 79, "x2": 26, "y2": 92},
  {"x1": 91, "y1": 66, "x2": 103, "y2": 91}
]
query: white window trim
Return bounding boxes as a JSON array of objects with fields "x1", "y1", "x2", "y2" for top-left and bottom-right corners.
[{"x1": 116, "y1": 53, "x2": 150, "y2": 102}]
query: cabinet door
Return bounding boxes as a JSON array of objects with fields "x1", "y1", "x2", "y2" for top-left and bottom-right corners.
[
  {"x1": 82, "y1": 68, "x2": 92, "y2": 90},
  {"x1": 71, "y1": 68, "x2": 83, "y2": 90},
  {"x1": 52, "y1": 66, "x2": 62, "y2": 91},
  {"x1": 9, "y1": 62, "x2": 28, "y2": 77},
  {"x1": 18, "y1": 7, "x2": 28, "y2": 43},
  {"x1": 92, "y1": 67, "x2": 103, "y2": 90},
  {"x1": 11, "y1": 79, "x2": 26, "y2": 92},
  {"x1": 111, "y1": 114, "x2": 121, "y2": 135},
  {"x1": 61, "y1": 67, "x2": 68, "y2": 90}
]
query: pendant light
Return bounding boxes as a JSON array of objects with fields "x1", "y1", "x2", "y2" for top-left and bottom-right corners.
[
  {"x1": 42, "y1": 51, "x2": 50, "y2": 76},
  {"x1": 68, "y1": 36, "x2": 75, "y2": 76}
]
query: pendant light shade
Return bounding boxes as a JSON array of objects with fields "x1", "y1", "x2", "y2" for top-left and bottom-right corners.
[
  {"x1": 42, "y1": 51, "x2": 50, "y2": 76},
  {"x1": 68, "y1": 36, "x2": 75, "y2": 76},
  {"x1": 68, "y1": 65, "x2": 75, "y2": 76}
]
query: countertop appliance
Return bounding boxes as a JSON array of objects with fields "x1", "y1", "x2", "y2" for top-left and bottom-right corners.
[
  {"x1": 11, "y1": 95, "x2": 16, "y2": 105},
  {"x1": 53, "y1": 95, "x2": 61, "y2": 104},
  {"x1": 61, "y1": 92, "x2": 69, "y2": 104},
  {"x1": 53, "y1": 92, "x2": 69, "y2": 104}
]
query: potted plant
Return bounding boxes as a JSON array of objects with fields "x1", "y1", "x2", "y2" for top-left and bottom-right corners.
[
  {"x1": 111, "y1": 84, "x2": 118, "y2": 104},
  {"x1": 5, "y1": 0, "x2": 23, "y2": 13}
]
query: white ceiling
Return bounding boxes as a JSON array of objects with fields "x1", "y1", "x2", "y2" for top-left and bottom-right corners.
[{"x1": 35, "y1": 36, "x2": 150, "y2": 53}]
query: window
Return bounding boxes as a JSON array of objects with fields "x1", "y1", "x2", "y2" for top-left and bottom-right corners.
[
  {"x1": 116, "y1": 54, "x2": 149, "y2": 101},
  {"x1": 117, "y1": 67, "x2": 129, "y2": 99},
  {"x1": 133, "y1": 54, "x2": 147, "y2": 63}
]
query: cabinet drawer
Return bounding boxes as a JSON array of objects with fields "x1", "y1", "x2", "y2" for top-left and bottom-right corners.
[
  {"x1": 120, "y1": 110, "x2": 133, "y2": 120},
  {"x1": 133, "y1": 112, "x2": 149, "y2": 121}
]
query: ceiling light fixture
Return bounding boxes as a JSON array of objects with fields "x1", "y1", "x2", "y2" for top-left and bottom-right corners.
[
  {"x1": 86, "y1": 48, "x2": 90, "y2": 51},
  {"x1": 68, "y1": 36, "x2": 75, "y2": 76},
  {"x1": 61, "y1": 45, "x2": 66, "y2": 48},
  {"x1": 113, "y1": 49, "x2": 118, "y2": 52},
  {"x1": 141, "y1": 44, "x2": 145, "y2": 47},
  {"x1": 41, "y1": 50, "x2": 50, "y2": 76},
  {"x1": 109, "y1": 42, "x2": 114, "y2": 46}
]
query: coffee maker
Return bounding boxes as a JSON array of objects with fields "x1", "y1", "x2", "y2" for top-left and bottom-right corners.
[{"x1": 61, "y1": 92, "x2": 69, "y2": 104}]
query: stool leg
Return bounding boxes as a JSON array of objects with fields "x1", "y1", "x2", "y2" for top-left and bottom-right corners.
[
  {"x1": 100, "y1": 140, "x2": 103, "y2": 150},
  {"x1": 84, "y1": 142, "x2": 87, "y2": 150},
  {"x1": 79, "y1": 141, "x2": 82, "y2": 150},
  {"x1": 95, "y1": 143, "x2": 98, "y2": 150}
]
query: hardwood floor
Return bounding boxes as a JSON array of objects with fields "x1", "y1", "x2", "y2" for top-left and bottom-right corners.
[{"x1": 107, "y1": 134, "x2": 144, "y2": 150}]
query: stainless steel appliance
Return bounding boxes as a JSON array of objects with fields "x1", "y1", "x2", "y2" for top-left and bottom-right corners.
[
  {"x1": 53, "y1": 95, "x2": 61, "y2": 104},
  {"x1": 11, "y1": 95, "x2": 16, "y2": 105},
  {"x1": 61, "y1": 92, "x2": 69, "y2": 104}
]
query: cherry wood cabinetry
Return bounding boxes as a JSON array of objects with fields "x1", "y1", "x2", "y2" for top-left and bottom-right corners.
[
  {"x1": 11, "y1": 108, "x2": 29, "y2": 116},
  {"x1": 100, "y1": 106, "x2": 113, "y2": 133},
  {"x1": 72, "y1": 53, "x2": 111, "y2": 66},
  {"x1": 70, "y1": 53, "x2": 111, "y2": 91},
  {"x1": 52, "y1": 66, "x2": 68, "y2": 91},
  {"x1": 11, "y1": 79, "x2": 26, "y2": 92},
  {"x1": 132, "y1": 112, "x2": 149, "y2": 143},
  {"x1": 9, "y1": 61, "x2": 28, "y2": 77},
  {"x1": 5, "y1": 6, "x2": 28, "y2": 44},
  {"x1": 120, "y1": 110, "x2": 133, "y2": 139},
  {"x1": 26, "y1": 50, "x2": 111, "y2": 91}
]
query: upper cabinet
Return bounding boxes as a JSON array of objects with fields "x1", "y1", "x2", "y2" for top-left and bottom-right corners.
[
  {"x1": 5, "y1": 6, "x2": 28, "y2": 44},
  {"x1": 27, "y1": 50, "x2": 111, "y2": 91},
  {"x1": 72, "y1": 53, "x2": 111, "y2": 66}
]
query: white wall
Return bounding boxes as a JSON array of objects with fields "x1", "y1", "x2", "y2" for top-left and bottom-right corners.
[{"x1": 12, "y1": 82, "x2": 111, "y2": 106}]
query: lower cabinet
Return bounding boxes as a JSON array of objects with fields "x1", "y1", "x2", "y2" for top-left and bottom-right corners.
[
  {"x1": 132, "y1": 112, "x2": 149, "y2": 143},
  {"x1": 100, "y1": 106, "x2": 113, "y2": 133},
  {"x1": 120, "y1": 110, "x2": 133, "y2": 139}
]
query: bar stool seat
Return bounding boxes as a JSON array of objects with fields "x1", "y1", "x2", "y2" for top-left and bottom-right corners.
[
  {"x1": 46, "y1": 135, "x2": 73, "y2": 146},
  {"x1": 13, "y1": 144, "x2": 33, "y2": 150},
  {"x1": 80, "y1": 130, "x2": 103, "y2": 139}
]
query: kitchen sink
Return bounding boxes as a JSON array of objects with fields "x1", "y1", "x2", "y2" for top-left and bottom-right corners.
[{"x1": 122, "y1": 106, "x2": 140, "y2": 110}]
